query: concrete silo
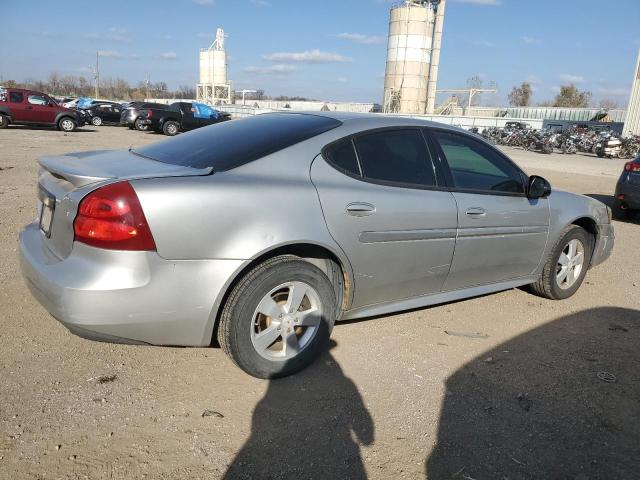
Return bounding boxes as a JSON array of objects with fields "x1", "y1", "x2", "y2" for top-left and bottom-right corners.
[
  {"x1": 623, "y1": 48, "x2": 640, "y2": 136},
  {"x1": 383, "y1": 0, "x2": 446, "y2": 115},
  {"x1": 197, "y1": 28, "x2": 232, "y2": 105}
]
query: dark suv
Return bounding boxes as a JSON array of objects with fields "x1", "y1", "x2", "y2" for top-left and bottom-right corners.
[
  {"x1": 614, "y1": 157, "x2": 640, "y2": 219},
  {"x1": 0, "y1": 87, "x2": 84, "y2": 131}
]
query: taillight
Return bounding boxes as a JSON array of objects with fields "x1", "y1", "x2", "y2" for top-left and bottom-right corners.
[
  {"x1": 625, "y1": 162, "x2": 640, "y2": 172},
  {"x1": 73, "y1": 181, "x2": 156, "y2": 251}
]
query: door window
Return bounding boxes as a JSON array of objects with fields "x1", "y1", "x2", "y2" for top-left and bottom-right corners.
[
  {"x1": 432, "y1": 130, "x2": 524, "y2": 194},
  {"x1": 9, "y1": 92, "x2": 24, "y2": 103},
  {"x1": 27, "y1": 94, "x2": 48, "y2": 106},
  {"x1": 354, "y1": 129, "x2": 437, "y2": 187}
]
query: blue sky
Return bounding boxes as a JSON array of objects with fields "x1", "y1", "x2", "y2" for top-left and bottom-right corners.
[{"x1": 0, "y1": 0, "x2": 638, "y2": 106}]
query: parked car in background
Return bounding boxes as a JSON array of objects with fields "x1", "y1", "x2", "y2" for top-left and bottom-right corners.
[
  {"x1": 120, "y1": 102, "x2": 171, "y2": 131},
  {"x1": 81, "y1": 101, "x2": 124, "y2": 126},
  {"x1": 19, "y1": 113, "x2": 614, "y2": 379},
  {"x1": 138, "y1": 101, "x2": 231, "y2": 136},
  {"x1": 614, "y1": 157, "x2": 640, "y2": 219},
  {"x1": 0, "y1": 87, "x2": 84, "y2": 131}
]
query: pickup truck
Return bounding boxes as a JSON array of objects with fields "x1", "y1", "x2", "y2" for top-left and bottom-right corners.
[
  {"x1": 138, "y1": 101, "x2": 231, "y2": 136},
  {"x1": 0, "y1": 87, "x2": 85, "y2": 132}
]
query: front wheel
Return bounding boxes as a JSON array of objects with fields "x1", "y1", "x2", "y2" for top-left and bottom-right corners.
[
  {"x1": 58, "y1": 117, "x2": 77, "y2": 132},
  {"x1": 530, "y1": 225, "x2": 593, "y2": 300},
  {"x1": 91, "y1": 116, "x2": 103, "y2": 126},
  {"x1": 0, "y1": 115, "x2": 8, "y2": 129},
  {"x1": 218, "y1": 256, "x2": 337, "y2": 379}
]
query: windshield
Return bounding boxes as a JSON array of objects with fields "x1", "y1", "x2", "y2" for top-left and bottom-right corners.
[{"x1": 132, "y1": 113, "x2": 341, "y2": 171}]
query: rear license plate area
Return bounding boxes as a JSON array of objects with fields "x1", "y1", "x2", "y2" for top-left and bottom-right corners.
[{"x1": 38, "y1": 186, "x2": 55, "y2": 238}]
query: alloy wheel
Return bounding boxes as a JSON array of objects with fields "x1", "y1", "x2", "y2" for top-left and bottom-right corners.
[
  {"x1": 250, "y1": 281, "x2": 322, "y2": 360},
  {"x1": 556, "y1": 239, "x2": 585, "y2": 290}
]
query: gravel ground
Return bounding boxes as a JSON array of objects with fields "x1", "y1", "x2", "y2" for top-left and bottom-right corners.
[{"x1": 0, "y1": 125, "x2": 638, "y2": 480}]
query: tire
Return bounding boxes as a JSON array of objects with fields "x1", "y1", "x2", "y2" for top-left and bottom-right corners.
[
  {"x1": 134, "y1": 118, "x2": 148, "y2": 131},
  {"x1": 91, "y1": 116, "x2": 102, "y2": 126},
  {"x1": 530, "y1": 225, "x2": 593, "y2": 300},
  {"x1": 613, "y1": 201, "x2": 633, "y2": 220},
  {"x1": 128, "y1": 125, "x2": 135, "y2": 130},
  {"x1": 58, "y1": 117, "x2": 77, "y2": 132},
  {"x1": 0, "y1": 115, "x2": 8, "y2": 129},
  {"x1": 218, "y1": 255, "x2": 337, "y2": 379},
  {"x1": 162, "y1": 121, "x2": 180, "y2": 136}
]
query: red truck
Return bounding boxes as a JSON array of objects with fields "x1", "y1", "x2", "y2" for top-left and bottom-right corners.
[{"x1": 0, "y1": 87, "x2": 85, "y2": 132}]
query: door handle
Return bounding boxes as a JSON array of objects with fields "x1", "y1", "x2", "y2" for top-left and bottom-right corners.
[
  {"x1": 346, "y1": 202, "x2": 376, "y2": 217},
  {"x1": 465, "y1": 207, "x2": 486, "y2": 217},
  {"x1": 25, "y1": 106, "x2": 33, "y2": 110}
]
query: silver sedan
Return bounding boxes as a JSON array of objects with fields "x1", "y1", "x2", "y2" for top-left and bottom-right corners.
[{"x1": 20, "y1": 113, "x2": 615, "y2": 378}]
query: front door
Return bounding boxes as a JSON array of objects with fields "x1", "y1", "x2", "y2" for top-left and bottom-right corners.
[
  {"x1": 25, "y1": 93, "x2": 56, "y2": 124},
  {"x1": 428, "y1": 129, "x2": 550, "y2": 291},
  {"x1": 311, "y1": 128, "x2": 458, "y2": 309}
]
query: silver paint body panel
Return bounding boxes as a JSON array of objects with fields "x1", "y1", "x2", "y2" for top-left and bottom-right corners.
[{"x1": 19, "y1": 113, "x2": 615, "y2": 346}]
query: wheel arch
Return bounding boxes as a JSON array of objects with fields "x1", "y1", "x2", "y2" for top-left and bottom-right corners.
[
  {"x1": 206, "y1": 241, "x2": 354, "y2": 347},
  {"x1": 569, "y1": 216, "x2": 599, "y2": 264},
  {"x1": 54, "y1": 113, "x2": 76, "y2": 127}
]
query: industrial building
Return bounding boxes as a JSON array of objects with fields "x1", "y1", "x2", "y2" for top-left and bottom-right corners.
[
  {"x1": 624, "y1": 48, "x2": 640, "y2": 136},
  {"x1": 197, "y1": 28, "x2": 232, "y2": 105},
  {"x1": 383, "y1": 0, "x2": 445, "y2": 115}
]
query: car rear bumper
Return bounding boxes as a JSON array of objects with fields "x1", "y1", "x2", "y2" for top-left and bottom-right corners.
[
  {"x1": 19, "y1": 222, "x2": 244, "y2": 346},
  {"x1": 615, "y1": 180, "x2": 640, "y2": 209},
  {"x1": 591, "y1": 223, "x2": 614, "y2": 268}
]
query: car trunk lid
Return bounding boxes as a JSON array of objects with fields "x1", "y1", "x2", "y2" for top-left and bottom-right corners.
[{"x1": 36, "y1": 149, "x2": 212, "y2": 259}]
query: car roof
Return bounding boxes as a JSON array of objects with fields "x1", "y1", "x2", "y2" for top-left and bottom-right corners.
[{"x1": 273, "y1": 111, "x2": 464, "y2": 133}]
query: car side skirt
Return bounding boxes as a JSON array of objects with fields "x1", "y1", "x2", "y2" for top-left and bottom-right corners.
[{"x1": 340, "y1": 276, "x2": 537, "y2": 321}]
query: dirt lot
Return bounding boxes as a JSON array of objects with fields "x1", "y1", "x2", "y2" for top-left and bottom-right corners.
[{"x1": 0, "y1": 125, "x2": 638, "y2": 480}]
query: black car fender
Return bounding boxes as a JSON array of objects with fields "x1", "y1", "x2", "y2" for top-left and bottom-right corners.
[{"x1": 54, "y1": 111, "x2": 83, "y2": 126}]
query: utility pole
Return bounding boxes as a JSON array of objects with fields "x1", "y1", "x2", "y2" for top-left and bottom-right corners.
[
  {"x1": 94, "y1": 51, "x2": 100, "y2": 99},
  {"x1": 145, "y1": 74, "x2": 150, "y2": 101}
]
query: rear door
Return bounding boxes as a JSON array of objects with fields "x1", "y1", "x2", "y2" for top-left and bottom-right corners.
[
  {"x1": 428, "y1": 128, "x2": 550, "y2": 291},
  {"x1": 7, "y1": 91, "x2": 27, "y2": 121},
  {"x1": 311, "y1": 128, "x2": 458, "y2": 309}
]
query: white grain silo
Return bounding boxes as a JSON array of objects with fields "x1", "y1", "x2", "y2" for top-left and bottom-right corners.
[
  {"x1": 383, "y1": 0, "x2": 446, "y2": 114},
  {"x1": 197, "y1": 28, "x2": 232, "y2": 105},
  {"x1": 623, "y1": 48, "x2": 640, "y2": 136}
]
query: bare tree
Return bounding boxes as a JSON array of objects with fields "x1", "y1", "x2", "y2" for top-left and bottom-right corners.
[
  {"x1": 553, "y1": 85, "x2": 592, "y2": 108},
  {"x1": 508, "y1": 82, "x2": 533, "y2": 107},
  {"x1": 599, "y1": 99, "x2": 619, "y2": 110}
]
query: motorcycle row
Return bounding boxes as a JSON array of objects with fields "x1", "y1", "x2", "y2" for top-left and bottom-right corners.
[{"x1": 480, "y1": 125, "x2": 640, "y2": 159}]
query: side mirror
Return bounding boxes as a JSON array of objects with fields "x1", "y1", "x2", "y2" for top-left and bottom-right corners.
[{"x1": 528, "y1": 175, "x2": 551, "y2": 199}]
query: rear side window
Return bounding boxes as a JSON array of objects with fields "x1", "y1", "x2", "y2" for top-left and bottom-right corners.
[
  {"x1": 354, "y1": 129, "x2": 437, "y2": 187},
  {"x1": 133, "y1": 113, "x2": 342, "y2": 171},
  {"x1": 432, "y1": 130, "x2": 524, "y2": 194},
  {"x1": 10, "y1": 92, "x2": 24, "y2": 103},
  {"x1": 323, "y1": 139, "x2": 360, "y2": 176}
]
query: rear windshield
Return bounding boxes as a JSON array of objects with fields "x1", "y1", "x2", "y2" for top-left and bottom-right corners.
[{"x1": 133, "y1": 113, "x2": 342, "y2": 171}]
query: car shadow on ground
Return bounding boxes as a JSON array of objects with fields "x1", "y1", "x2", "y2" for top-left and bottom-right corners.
[
  {"x1": 223, "y1": 340, "x2": 374, "y2": 479},
  {"x1": 4, "y1": 125, "x2": 97, "y2": 133},
  {"x1": 586, "y1": 194, "x2": 639, "y2": 224},
  {"x1": 426, "y1": 307, "x2": 640, "y2": 479}
]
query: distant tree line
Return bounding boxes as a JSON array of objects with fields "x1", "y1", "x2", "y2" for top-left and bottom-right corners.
[
  {"x1": 232, "y1": 89, "x2": 318, "y2": 102},
  {"x1": 1, "y1": 72, "x2": 196, "y2": 100},
  {"x1": 508, "y1": 81, "x2": 618, "y2": 109}
]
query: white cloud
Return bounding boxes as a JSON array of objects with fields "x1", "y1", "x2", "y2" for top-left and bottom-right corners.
[
  {"x1": 332, "y1": 33, "x2": 386, "y2": 45},
  {"x1": 194, "y1": 0, "x2": 214, "y2": 4},
  {"x1": 160, "y1": 52, "x2": 178, "y2": 60},
  {"x1": 560, "y1": 74, "x2": 585, "y2": 83},
  {"x1": 263, "y1": 49, "x2": 352, "y2": 63},
  {"x1": 250, "y1": 0, "x2": 271, "y2": 5},
  {"x1": 84, "y1": 27, "x2": 130, "y2": 43},
  {"x1": 97, "y1": 50, "x2": 138, "y2": 59},
  {"x1": 595, "y1": 86, "x2": 630, "y2": 97},
  {"x1": 335, "y1": 77, "x2": 349, "y2": 83},
  {"x1": 197, "y1": 32, "x2": 215, "y2": 39},
  {"x1": 521, "y1": 36, "x2": 541, "y2": 45},
  {"x1": 243, "y1": 64, "x2": 298, "y2": 75}
]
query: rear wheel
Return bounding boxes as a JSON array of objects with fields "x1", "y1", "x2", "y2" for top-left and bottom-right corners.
[
  {"x1": 58, "y1": 117, "x2": 77, "y2": 132},
  {"x1": 530, "y1": 225, "x2": 593, "y2": 300},
  {"x1": 218, "y1": 256, "x2": 337, "y2": 379},
  {"x1": 0, "y1": 115, "x2": 8, "y2": 129},
  {"x1": 91, "y1": 116, "x2": 102, "y2": 126},
  {"x1": 134, "y1": 118, "x2": 148, "y2": 131},
  {"x1": 162, "y1": 121, "x2": 180, "y2": 136}
]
